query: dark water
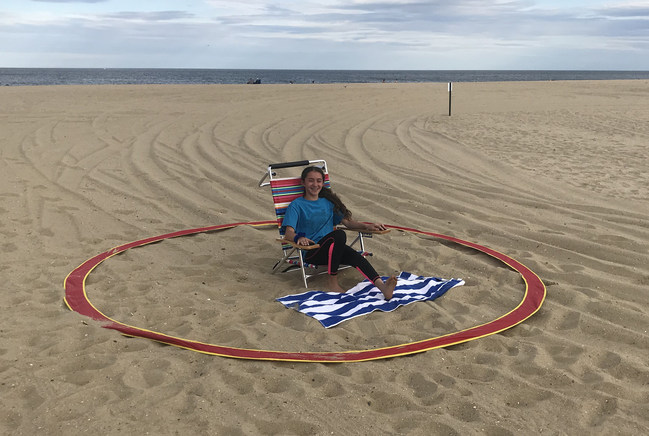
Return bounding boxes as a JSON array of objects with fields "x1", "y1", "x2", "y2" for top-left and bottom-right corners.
[{"x1": 2, "y1": 68, "x2": 649, "y2": 86}]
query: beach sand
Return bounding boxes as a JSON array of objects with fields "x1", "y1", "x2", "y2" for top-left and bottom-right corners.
[{"x1": 1, "y1": 80, "x2": 648, "y2": 434}]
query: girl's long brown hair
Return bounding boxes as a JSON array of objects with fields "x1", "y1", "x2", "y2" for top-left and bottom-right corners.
[{"x1": 301, "y1": 166, "x2": 352, "y2": 220}]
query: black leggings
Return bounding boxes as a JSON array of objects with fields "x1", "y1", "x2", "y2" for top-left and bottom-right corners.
[{"x1": 304, "y1": 229, "x2": 380, "y2": 283}]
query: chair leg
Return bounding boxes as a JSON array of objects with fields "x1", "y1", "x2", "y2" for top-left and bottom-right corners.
[
  {"x1": 272, "y1": 247, "x2": 296, "y2": 274},
  {"x1": 349, "y1": 232, "x2": 366, "y2": 252},
  {"x1": 299, "y1": 250, "x2": 309, "y2": 288}
]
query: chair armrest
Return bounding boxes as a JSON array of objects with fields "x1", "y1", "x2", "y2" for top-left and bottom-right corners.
[
  {"x1": 276, "y1": 238, "x2": 321, "y2": 250},
  {"x1": 338, "y1": 227, "x2": 391, "y2": 235}
]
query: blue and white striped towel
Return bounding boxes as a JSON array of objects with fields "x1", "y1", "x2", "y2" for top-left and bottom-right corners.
[{"x1": 276, "y1": 271, "x2": 464, "y2": 328}]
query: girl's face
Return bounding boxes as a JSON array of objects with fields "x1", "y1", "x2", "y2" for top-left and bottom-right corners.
[{"x1": 302, "y1": 170, "x2": 324, "y2": 199}]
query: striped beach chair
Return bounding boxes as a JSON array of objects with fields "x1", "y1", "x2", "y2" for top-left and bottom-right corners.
[{"x1": 259, "y1": 159, "x2": 375, "y2": 288}]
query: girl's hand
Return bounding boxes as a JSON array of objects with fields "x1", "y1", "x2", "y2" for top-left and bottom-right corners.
[
  {"x1": 297, "y1": 237, "x2": 315, "y2": 246},
  {"x1": 366, "y1": 222, "x2": 386, "y2": 231}
]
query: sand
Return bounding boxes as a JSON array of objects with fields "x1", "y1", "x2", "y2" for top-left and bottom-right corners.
[{"x1": 1, "y1": 80, "x2": 648, "y2": 435}]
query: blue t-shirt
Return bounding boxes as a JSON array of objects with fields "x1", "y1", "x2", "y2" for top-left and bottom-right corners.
[{"x1": 282, "y1": 196, "x2": 344, "y2": 243}]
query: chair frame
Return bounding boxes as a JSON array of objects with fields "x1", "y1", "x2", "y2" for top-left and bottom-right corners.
[{"x1": 259, "y1": 159, "x2": 383, "y2": 288}]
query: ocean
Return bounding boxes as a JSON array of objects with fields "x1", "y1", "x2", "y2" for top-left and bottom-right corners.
[{"x1": 2, "y1": 68, "x2": 649, "y2": 86}]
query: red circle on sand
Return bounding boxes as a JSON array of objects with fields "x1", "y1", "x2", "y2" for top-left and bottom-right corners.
[{"x1": 64, "y1": 221, "x2": 546, "y2": 362}]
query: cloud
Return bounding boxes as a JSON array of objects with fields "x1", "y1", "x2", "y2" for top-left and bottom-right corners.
[
  {"x1": 596, "y1": 4, "x2": 649, "y2": 18},
  {"x1": 101, "y1": 11, "x2": 196, "y2": 22},
  {"x1": 2, "y1": 0, "x2": 649, "y2": 69}
]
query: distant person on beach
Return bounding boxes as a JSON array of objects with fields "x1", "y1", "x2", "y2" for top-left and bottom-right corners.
[{"x1": 282, "y1": 166, "x2": 397, "y2": 299}]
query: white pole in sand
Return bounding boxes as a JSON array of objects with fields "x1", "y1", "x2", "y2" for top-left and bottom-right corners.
[{"x1": 448, "y1": 82, "x2": 453, "y2": 116}]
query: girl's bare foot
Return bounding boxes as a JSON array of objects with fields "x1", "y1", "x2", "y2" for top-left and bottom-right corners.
[
  {"x1": 327, "y1": 275, "x2": 347, "y2": 293},
  {"x1": 375, "y1": 275, "x2": 398, "y2": 300}
]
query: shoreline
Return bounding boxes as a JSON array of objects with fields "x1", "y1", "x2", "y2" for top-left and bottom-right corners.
[{"x1": 3, "y1": 77, "x2": 649, "y2": 87}]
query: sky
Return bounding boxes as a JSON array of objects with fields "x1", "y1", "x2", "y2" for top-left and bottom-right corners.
[{"x1": 1, "y1": 0, "x2": 648, "y2": 70}]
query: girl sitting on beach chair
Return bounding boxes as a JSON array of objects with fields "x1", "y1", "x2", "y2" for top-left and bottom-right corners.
[{"x1": 282, "y1": 166, "x2": 397, "y2": 299}]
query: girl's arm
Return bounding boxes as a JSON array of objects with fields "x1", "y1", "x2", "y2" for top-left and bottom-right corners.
[
  {"x1": 284, "y1": 225, "x2": 297, "y2": 242},
  {"x1": 341, "y1": 218, "x2": 387, "y2": 232}
]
